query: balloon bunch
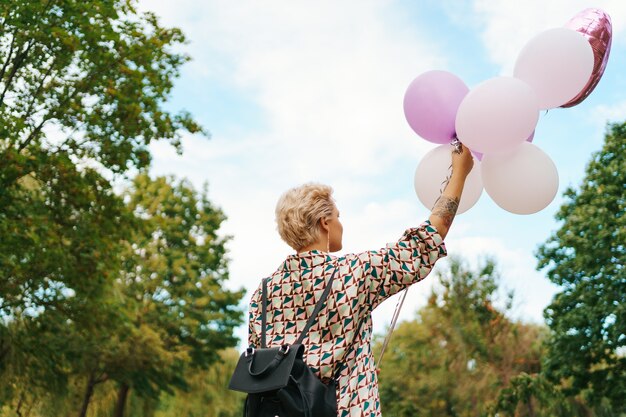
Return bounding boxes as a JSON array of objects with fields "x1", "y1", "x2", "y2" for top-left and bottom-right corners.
[{"x1": 406, "y1": 8, "x2": 612, "y2": 215}]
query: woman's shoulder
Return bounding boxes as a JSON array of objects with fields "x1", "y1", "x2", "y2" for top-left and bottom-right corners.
[
  {"x1": 339, "y1": 248, "x2": 386, "y2": 266},
  {"x1": 326, "y1": 250, "x2": 388, "y2": 281}
]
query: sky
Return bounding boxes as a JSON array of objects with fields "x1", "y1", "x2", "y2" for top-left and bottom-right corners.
[{"x1": 137, "y1": 0, "x2": 626, "y2": 348}]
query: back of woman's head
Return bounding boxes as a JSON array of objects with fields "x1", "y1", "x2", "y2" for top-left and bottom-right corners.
[{"x1": 275, "y1": 183, "x2": 335, "y2": 251}]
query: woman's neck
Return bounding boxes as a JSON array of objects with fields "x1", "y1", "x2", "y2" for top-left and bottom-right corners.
[{"x1": 297, "y1": 240, "x2": 327, "y2": 254}]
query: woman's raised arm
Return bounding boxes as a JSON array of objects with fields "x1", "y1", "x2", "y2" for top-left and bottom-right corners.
[{"x1": 428, "y1": 143, "x2": 474, "y2": 239}]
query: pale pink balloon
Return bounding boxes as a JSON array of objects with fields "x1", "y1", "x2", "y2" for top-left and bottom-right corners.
[
  {"x1": 455, "y1": 77, "x2": 539, "y2": 154},
  {"x1": 562, "y1": 8, "x2": 612, "y2": 108},
  {"x1": 514, "y1": 27, "x2": 594, "y2": 109},
  {"x1": 414, "y1": 144, "x2": 482, "y2": 214},
  {"x1": 472, "y1": 131, "x2": 534, "y2": 161},
  {"x1": 481, "y1": 143, "x2": 559, "y2": 215}
]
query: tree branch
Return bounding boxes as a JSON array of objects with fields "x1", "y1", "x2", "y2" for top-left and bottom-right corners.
[
  {"x1": 0, "y1": 31, "x2": 18, "y2": 82},
  {"x1": 0, "y1": 0, "x2": 56, "y2": 87},
  {"x1": 0, "y1": 40, "x2": 35, "y2": 107},
  {"x1": 17, "y1": 117, "x2": 49, "y2": 152},
  {"x1": 15, "y1": 391, "x2": 25, "y2": 417},
  {"x1": 94, "y1": 372, "x2": 109, "y2": 384},
  {"x1": 41, "y1": 0, "x2": 57, "y2": 15},
  {"x1": 0, "y1": 342, "x2": 10, "y2": 364},
  {"x1": 22, "y1": 56, "x2": 59, "y2": 122},
  {"x1": 18, "y1": 67, "x2": 102, "y2": 153}
]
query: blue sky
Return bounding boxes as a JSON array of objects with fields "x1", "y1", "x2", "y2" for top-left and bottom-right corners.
[{"x1": 138, "y1": 0, "x2": 626, "y2": 347}]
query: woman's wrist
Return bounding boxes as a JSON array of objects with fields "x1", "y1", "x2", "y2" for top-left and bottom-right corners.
[
  {"x1": 450, "y1": 169, "x2": 469, "y2": 182},
  {"x1": 444, "y1": 173, "x2": 466, "y2": 197}
]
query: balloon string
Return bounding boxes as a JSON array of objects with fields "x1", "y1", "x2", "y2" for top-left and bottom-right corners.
[
  {"x1": 451, "y1": 137, "x2": 462, "y2": 153},
  {"x1": 439, "y1": 165, "x2": 453, "y2": 197},
  {"x1": 435, "y1": 138, "x2": 461, "y2": 205},
  {"x1": 376, "y1": 287, "x2": 408, "y2": 369},
  {"x1": 383, "y1": 138, "x2": 460, "y2": 365}
]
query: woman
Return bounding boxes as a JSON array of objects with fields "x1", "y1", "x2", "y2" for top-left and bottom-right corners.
[{"x1": 248, "y1": 144, "x2": 474, "y2": 416}]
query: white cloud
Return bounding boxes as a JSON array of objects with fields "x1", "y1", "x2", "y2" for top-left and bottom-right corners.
[
  {"x1": 138, "y1": 1, "x2": 567, "y2": 349},
  {"x1": 141, "y1": 0, "x2": 450, "y2": 284},
  {"x1": 591, "y1": 100, "x2": 626, "y2": 125},
  {"x1": 142, "y1": 0, "x2": 448, "y2": 176}
]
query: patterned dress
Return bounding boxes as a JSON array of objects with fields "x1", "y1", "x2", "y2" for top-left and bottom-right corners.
[{"x1": 247, "y1": 220, "x2": 447, "y2": 417}]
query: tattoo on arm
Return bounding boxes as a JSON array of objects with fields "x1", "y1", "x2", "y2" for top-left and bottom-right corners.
[{"x1": 432, "y1": 195, "x2": 460, "y2": 229}]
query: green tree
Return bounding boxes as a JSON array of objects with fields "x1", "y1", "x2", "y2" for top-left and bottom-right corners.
[
  {"x1": 0, "y1": 0, "x2": 204, "y2": 176},
  {"x1": 494, "y1": 372, "x2": 612, "y2": 417},
  {"x1": 376, "y1": 257, "x2": 546, "y2": 417},
  {"x1": 1, "y1": 0, "x2": 207, "y2": 408},
  {"x1": 536, "y1": 122, "x2": 626, "y2": 412},
  {"x1": 1, "y1": 174, "x2": 245, "y2": 417},
  {"x1": 0, "y1": 156, "x2": 135, "y2": 410},
  {"x1": 154, "y1": 348, "x2": 245, "y2": 417},
  {"x1": 0, "y1": 302, "x2": 128, "y2": 416},
  {"x1": 0, "y1": 349, "x2": 245, "y2": 417},
  {"x1": 107, "y1": 174, "x2": 244, "y2": 417},
  {"x1": 0, "y1": 0, "x2": 205, "y2": 321},
  {"x1": 0, "y1": 154, "x2": 134, "y2": 319}
]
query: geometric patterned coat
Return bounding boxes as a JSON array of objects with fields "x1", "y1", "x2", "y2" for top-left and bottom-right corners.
[{"x1": 248, "y1": 221, "x2": 447, "y2": 417}]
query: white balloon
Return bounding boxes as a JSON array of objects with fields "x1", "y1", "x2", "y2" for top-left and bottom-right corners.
[
  {"x1": 455, "y1": 77, "x2": 539, "y2": 154},
  {"x1": 481, "y1": 143, "x2": 559, "y2": 215},
  {"x1": 514, "y1": 27, "x2": 594, "y2": 109},
  {"x1": 414, "y1": 145, "x2": 483, "y2": 215}
]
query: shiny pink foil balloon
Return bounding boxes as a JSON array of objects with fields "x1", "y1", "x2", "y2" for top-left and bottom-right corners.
[
  {"x1": 562, "y1": 8, "x2": 612, "y2": 108},
  {"x1": 403, "y1": 70, "x2": 469, "y2": 144}
]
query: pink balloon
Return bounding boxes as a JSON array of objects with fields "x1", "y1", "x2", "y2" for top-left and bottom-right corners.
[
  {"x1": 414, "y1": 145, "x2": 482, "y2": 214},
  {"x1": 471, "y1": 131, "x2": 534, "y2": 161},
  {"x1": 561, "y1": 8, "x2": 612, "y2": 108},
  {"x1": 481, "y1": 143, "x2": 559, "y2": 215},
  {"x1": 455, "y1": 77, "x2": 539, "y2": 154},
  {"x1": 514, "y1": 28, "x2": 594, "y2": 109},
  {"x1": 403, "y1": 70, "x2": 469, "y2": 145}
]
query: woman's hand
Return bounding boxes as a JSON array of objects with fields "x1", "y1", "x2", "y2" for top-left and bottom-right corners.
[{"x1": 451, "y1": 143, "x2": 474, "y2": 179}]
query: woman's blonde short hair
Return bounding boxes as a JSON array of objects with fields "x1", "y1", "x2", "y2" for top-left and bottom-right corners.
[{"x1": 275, "y1": 183, "x2": 335, "y2": 250}]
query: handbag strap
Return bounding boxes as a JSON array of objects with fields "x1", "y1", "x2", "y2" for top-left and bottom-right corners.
[
  {"x1": 261, "y1": 276, "x2": 269, "y2": 348},
  {"x1": 260, "y1": 267, "x2": 338, "y2": 348},
  {"x1": 296, "y1": 267, "x2": 337, "y2": 345},
  {"x1": 247, "y1": 346, "x2": 290, "y2": 377}
]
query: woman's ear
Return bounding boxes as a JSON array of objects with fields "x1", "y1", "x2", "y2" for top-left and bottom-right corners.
[{"x1": 319, "y1": 217, "x2": 330, "y2": 232}]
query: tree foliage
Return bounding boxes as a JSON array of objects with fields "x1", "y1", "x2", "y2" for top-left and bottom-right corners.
[
  {"x1": 0, "y1": 174, "x2": 245, "y2": 416},
  {"x1": 0, "y1": 0, "x2": 207, "y2": 379},
  {"x1": 0, "y1": 156, "x2": 134, "y2": 410},
  {"x1": 376, "y1": 257, "x2": 546, "y2": 417},
  {"x1": 0, "y1": 154, "x2": 133, "y2": 320},
  {"x1": 108, "y1": 174, "x2": 244, "y2": 410},
  {"x1": 0, "y1": 348, "x2": 245, "y2": 417},
  {"x1": 0, "y1": 0, "x2": 204, "y2": 175},
  {"x1": 154, "y1": 348, "x2": 245, "y2": 417},
  {"x1": 494, "y1": 372, "x2": 616, "y2": 417},
  {"x1": 536, "y1": 122, "x2": 626, "y2": 411},
  {"x1": 0, "y1": 2, "x2": 247, "y2": 415}
]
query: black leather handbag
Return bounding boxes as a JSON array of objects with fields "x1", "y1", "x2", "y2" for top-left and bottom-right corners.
[{"x1": 229, "y1": 269, "x2": 339, "y2": 417}]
